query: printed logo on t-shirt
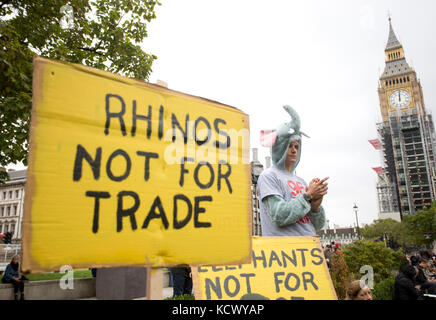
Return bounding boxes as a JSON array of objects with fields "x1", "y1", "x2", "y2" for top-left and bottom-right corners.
[
  {"x1": 287, "y1": 179, "x2": 310, "y2": 224},
  {"x1": 287, "y1": 180, "x2": 305, "y2": 196}
]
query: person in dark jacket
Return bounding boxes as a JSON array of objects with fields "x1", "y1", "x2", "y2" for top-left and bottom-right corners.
[
  {"x1": 410, "y1": 255, "x2": 420, "y2": 267},
  {"x1": 1, "y1": 255, "x2": 28, "y2": 300},
  {"x1": 394, "y1": 265, "x2": 421, "y2": 300},
  {"x1": 169, "y1": 266, "x2": 192, "y2": 297}
]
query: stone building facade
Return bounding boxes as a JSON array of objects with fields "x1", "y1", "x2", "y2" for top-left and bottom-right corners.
[
  {"x1": 317, "y1": 227, "x2": 360, "y2": 247},
  {"x1": 0, "y1": 169, "x2": 26, "y2": 243}
]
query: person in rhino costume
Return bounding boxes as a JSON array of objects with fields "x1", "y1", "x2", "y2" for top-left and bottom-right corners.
[{"x1": 258, "y1": 106, "x2": 328, "y2": 236}]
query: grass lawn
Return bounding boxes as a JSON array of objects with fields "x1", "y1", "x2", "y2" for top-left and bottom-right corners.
[{"x1": 26, "y1": 269, "x2": 93, "y2": 281}]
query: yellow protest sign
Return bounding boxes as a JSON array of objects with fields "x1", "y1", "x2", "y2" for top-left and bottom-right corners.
[
  {"x1": 192, "y1": 237, "x2": 337, "y2": 300},
  {"x1": 22, "y1": 57, "x2": 252, "y2": 273}
]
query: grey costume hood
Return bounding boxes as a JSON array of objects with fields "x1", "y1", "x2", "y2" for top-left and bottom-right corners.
[{"x1": 262, "y1": 106, "x2": 309, "y2": 173}]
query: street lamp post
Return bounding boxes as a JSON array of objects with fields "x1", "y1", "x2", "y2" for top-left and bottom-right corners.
[{"x1": 353, "y1": 203, "x2": 361, "y2": 240}]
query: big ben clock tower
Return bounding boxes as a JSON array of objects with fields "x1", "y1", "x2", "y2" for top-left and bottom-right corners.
[
  {"x1": 375, "y1": 18, "x2": 436, "y2": 218},
  {"x1": 378, "y1": 17, "x2": 426, "y2": 122}
]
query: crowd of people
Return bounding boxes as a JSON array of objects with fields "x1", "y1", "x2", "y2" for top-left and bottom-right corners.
[
  {"x1": 395, "y1": 249, "x2": 436, "y2": 300},
  {"x1": 322, "y1": 241, "x2": 343, "y2": 269},
  {"x1": 322, "y1": 242, "x2": 436, "y2": 300}
]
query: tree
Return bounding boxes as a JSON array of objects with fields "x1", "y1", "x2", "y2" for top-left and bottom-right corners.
[
  {"x1": 0, "y1": 0, "x2": 160, "y2": 182},
  {"x1": 342, "y1": 240, "x2": 403, "y2": 283},
  {"x1": 360, "y1": 218, "x2": 411, "y2": 249},
  {"x1": 360, "y1": 218, "x2": 400, "y2": 240},
  {"x1": 402, "y1": 201, "x2": 436, "y2": 248},
  {"x1": 372, "y1": 276, "x2": 395, "y2": 300}
]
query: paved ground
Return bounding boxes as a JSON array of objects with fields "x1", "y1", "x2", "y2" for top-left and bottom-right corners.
[
  {"x1": 79, "y1": 286, "x2": 174, "y2": 300},
  {"x1": 134, "y1": 287, "x2": 173, "y2": 300}
]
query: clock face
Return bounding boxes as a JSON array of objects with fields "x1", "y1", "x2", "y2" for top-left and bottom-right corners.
[{"x1": 389, "y1": 90, "x2": 411, "y2": 109}]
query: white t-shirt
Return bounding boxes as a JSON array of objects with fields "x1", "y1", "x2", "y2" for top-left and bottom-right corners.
[{"x1": 257, "y1": 165, "x2": 316, "y2": 236}]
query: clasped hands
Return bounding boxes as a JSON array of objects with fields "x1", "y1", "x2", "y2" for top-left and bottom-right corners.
[{"x1": 306, "y1": 177, "x2": 329, "y2": 212}]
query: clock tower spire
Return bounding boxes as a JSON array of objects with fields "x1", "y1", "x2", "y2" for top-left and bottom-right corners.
[{"x1": 386, "y1": 16, "x2": 401, "y2": 51}]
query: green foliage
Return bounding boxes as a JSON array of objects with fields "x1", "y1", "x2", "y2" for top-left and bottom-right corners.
[
  {"x1": 402, "y1": 202, "x2": 436, "y2": 247},
  {"x1": 0, "y1": 0, "x2": 160, "y2": 180},
  {"x1": 343, "y1": 240, "x2": 403, "y2": 282},
  {"x1": 164, "y1": 294, "x2": 195, "y2": 300},
  {"x1": 360, "y1": 218, "x2": 406, "y2": 245},
  {"x1": 360, "y1": 203, "x2": 436, "y2": 249},
  {"x1": 372, "y1": 276, "x2": 395, "y2": 300},
  {"x1": 25, "y1": 269, "x2": 92, "y2": 281}
]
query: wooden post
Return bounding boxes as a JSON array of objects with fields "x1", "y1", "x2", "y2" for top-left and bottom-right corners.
[{"x1": 146, "y1": 268, "x2": 163, "y2": 300}]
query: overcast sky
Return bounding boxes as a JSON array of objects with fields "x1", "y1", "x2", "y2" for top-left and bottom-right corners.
[
  {"x1": 141, "y1": 0, "x2": 436, "y2": 228},
  {"x1": 8, "y1": 0, "x2": 436, "y2": 228}
]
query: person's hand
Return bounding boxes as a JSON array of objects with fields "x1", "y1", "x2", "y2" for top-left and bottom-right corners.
[
  {"x1": 415, "y1": 285, "x2": 421, "y2": 290},
  {"x1": 306, "y1": 177, "x2": 329, "y2": 200},
  {"x1": 306, "y1": 177, "x2": 329, "y2": 212}
]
